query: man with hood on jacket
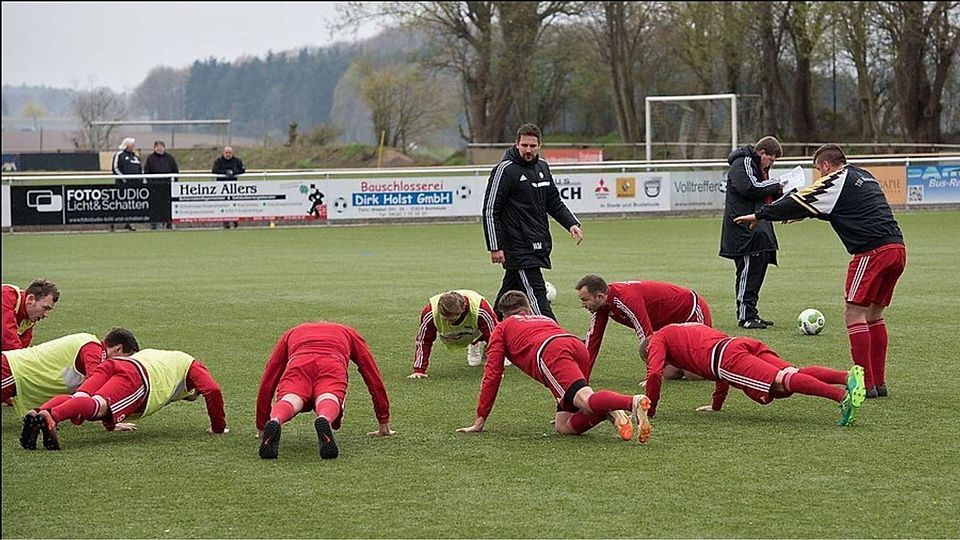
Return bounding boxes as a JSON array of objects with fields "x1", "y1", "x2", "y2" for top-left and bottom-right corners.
[
  {"x1": 719, "y1": 136, "x2": 786, "y2": 329},
  {"x1": 482, "y1": 123, "x2": 583, "y2": 322}
]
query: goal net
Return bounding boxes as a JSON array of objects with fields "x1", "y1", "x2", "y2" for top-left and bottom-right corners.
[{"x1": 645, "y1": 94, "x2": 761, "y2": 161}]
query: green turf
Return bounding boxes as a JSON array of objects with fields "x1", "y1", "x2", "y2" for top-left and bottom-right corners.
[{"x1": 3, "y1": 212, "x2": 959, "y2": 538}]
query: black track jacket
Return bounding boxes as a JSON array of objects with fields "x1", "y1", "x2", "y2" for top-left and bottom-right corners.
[
  {"x1": 719, "y1": 145, "x2": 782, "y2": 259},
  {"x1": 482, "y1": 147, "x2": 579, "y2": 270}
]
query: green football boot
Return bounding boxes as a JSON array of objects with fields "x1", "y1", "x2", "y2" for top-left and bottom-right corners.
[{"x1": 838, "y1": 365, "x2": 866, "y2": 427}]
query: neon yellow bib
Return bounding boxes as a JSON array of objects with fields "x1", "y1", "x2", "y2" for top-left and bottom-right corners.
[
  {"x1": 429, "y1": 290, "x2": 486, "y2": 350},
  {"x1": 5, "y1": 333, "x2": 100, "y2": 416},
  {"x1": 131, "y1": 349, "x2": 195, "y2": 419}
]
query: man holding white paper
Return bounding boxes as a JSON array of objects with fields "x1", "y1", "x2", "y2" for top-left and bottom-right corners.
[{"x1": 719, "y1": 136, "x2": 788, "y2": 329}]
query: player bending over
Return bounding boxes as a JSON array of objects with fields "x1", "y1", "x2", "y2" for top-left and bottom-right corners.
[
  {"x1": 256, "y1": 322, "x2": 394, "y2": 460},
  {"x1": 457, "y1": 291, "x2": 652, "y2": 444},
  {"x1": 639, "y1": 323, "x2": 866, "y2": 426}
]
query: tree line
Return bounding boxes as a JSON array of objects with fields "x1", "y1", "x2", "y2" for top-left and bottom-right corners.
[{"x1": 61, "y1": 1, "x2": 960, "y2": 151}]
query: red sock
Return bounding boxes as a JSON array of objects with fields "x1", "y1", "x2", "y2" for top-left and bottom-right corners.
[
  {"x1": 269, "y1": 400, "x2": 296, "y2": 424},
  {"x1": 868, "y1": 319, "x2": 888, "y2": 386},
  {"x1": 847, "y1": 322, "x2": 874, "y2": 388},
  {"x1": 50, "y1": 396, "x2": 98, "y2": 424},
  {"x1": 39, "y1": 394, "x2": 72, "y2": 412},
  {"x1": 798, "y1": 366, "x2": 847, "y2": 385},
  {"x1": 586, "y1": 390, "x2": 633, "y2": 415},
  {"x1": 315, "y1": 398, "x2": 340, "y2": 422},
  {"x1": 568, "y1": 411, "x2": 607, "y2": 434},
  {"x1": 783, "y1": 372, "x2": 846, "y2": 402}
]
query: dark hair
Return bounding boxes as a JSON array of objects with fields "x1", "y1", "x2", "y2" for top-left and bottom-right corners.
[
  {"x1": 754, "y1": 136, "x2": 783, "y2": 158},
  {"x1": 154, "y1": 140, "x2": 165, "y2": 147},
  {"x1": 104, "y1": 327, "x2": 139, "y2": 354},
  {"x1": 813, "y1": 144, "x2": 846, "y2": 166},
  {"x1": 497, "y1": 290, "x2": 530, "y2": 316},
  {"x1": 575, "y1": 274, "x2": 608, "y2": 294},
  {"x1": 25, "y1": 279, "x2": 59, "y2": 303},
  {"x1": 515, "y1": 123, "x2": 542, "y2": 142}
]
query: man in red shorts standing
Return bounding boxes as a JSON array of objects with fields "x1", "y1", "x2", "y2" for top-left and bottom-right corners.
[
  {"x1": 457, "y1": 291, "x2": 652, "y2": 444},
  {"x1": 21, "y1": 347, "x2": 227, "y2": 450},
  {"x1": 256, "y1": 322, "x2": 394, "y2": 460},
  {"x1": 735, "y1": 143, "x2": 906, "y2": 398},
  {"x1": 640, "y1": 323, "x2": 866, "y2": 426},
  {"x1": 575, "y1": 274, "x2": 710, "y2": 382}
]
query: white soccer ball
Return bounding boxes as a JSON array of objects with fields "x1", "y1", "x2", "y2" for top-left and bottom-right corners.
[
  {"x1": 545, "y1": 281, "x2": 557, "y2": 303},
  {"x1": 797, "y1": 308, "x2": 825, "y2": 335}
]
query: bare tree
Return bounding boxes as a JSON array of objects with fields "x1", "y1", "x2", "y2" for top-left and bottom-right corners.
[
  {"x1": 338, "y1": 1, "x2": 579, "y2": 143},
  {"x1": 133, "y1": 67, "x2": 187, "y2": 120},
  {"x1": 877, "y1": 1, "x2": 960, "y2": 142},
  {"x1": 70, "y1": 87, "x2": 128, "y2": 151},
  {"x1": 827, "y1": 2, "x2": 883, "y2": 142},
  {"x1": 784, "y1": 1, "x2": 822, "y2": 142},
  {"x1": 355, "y1": 58, "x2": 454, "y2": 150},
  {"x1": 753, "y1": 1, "x2": 791, "y2": 136},
  {"x1": 585, "y1": 2, "x2": 664, "y2": 143},
  {"x1": 21, "y1": 101, "x2": 46, "y2": 131}
]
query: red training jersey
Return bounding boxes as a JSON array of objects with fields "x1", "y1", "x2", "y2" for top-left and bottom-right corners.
[
  {"x1": 2, "y1": 285, "x2": 33, "y2": 350},
  {"x1": 476, "y1": 314, "x2": 579, "y2": 420},
  {"x1": 255, "y1": 322, "x2": 390, "y2": 430},
  {"x1": 584, "y1": 281, "x2": 704, "y2": 366},
  {"x1": 643, "y1": 323, "x2": 734, "y2": 417},
  {"x1": 413, "y1": 297, "x2": 498, "y2": 374}
]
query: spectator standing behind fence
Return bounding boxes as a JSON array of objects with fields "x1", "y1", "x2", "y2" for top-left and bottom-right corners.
[
  {"x1": 212, "y1": 146, "x2": 245, "y2": 229},
  {"x1": 143, "y1": 140, "x2": 178, "y2": 230},
  {"x1": 110, "y1": 138, "x2": 141, "y2": 231}
]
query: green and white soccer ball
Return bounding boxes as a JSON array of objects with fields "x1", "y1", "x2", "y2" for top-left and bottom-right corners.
[
  {"x1": 797, "y1": 308, "x2": 825, "y2": 335},
  {"x1": 545, "y1": 281, "x2": 557, "y2": 303}
]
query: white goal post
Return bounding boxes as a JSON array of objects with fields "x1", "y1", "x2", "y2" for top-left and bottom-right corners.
[{"x1": 645, "y1": 93, "x2": 739, "y2": 162}]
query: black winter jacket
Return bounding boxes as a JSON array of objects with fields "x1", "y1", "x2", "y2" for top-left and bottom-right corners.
[
  {"x1": 144, "y1": 152, "x2": 179, "y2": 182},
  {"x1": 112, "y1": 150, "x2": 142, "y2": 176},
  {"x1": 719, "y1": 145, "x2": 782, "y2": 259},
  {"x1": 212, "y1": 156, "x2": 245, "y2": 179},
  {"x1": 482, "y1": 146, "x2": 579, "y2": 270}
]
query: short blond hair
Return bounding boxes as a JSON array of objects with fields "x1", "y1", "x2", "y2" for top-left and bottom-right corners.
[{"x1": 436, "y1": 292, "x2": 465, "y2": 319}]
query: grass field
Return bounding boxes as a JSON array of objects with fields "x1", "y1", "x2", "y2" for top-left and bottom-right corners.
[{"x1": 2, "y1": 211, "x2": 959, "y2": 538}]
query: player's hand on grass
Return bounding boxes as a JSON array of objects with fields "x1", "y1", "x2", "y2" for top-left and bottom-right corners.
[
  {"x1": 457, "y1": 418, "x2": 485, "y2": 433},
  {"x1": 114, "y1": 422, "x2": 138, "y2": 431},
  {"x1": 490, "y1": 250, "x2": 505, "y2": 264},
  {"x1": 637, "y1": 379, "x2": 647, "y2": 388},
  {"x1": 695, "y1": 405, "x2": 721, "y2": 413},
  {"x1": 208, "y1": 427, "x2": 230, "y2": 434},
  {"x1": 569, "y1": 225, "x2": 584, "y2": 245},
  {"x1": 407, "y1": 372, "x2": 428, "y2": 379},
  {"x1": 368, "y1": 423, "x2": 396, "y2": 437}
]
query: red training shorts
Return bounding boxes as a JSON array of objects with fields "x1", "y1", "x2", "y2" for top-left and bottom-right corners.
[
  {"x1": 537, "y1": 337, "x2": 589, "y2": 412},
  {"x1": 845, "y1": 243, "x2": 906, "y2": 307},
  {"x1": 718, "y1": 339, "x2": 792, "y2": 405},
  {"x1": 76, "y1": 359, "x2": 147, "y2": 424}
]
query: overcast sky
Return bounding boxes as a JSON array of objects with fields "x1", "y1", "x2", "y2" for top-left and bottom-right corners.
[{"x1": 2, "y1": 2, "x2": 383, "y2": 92}]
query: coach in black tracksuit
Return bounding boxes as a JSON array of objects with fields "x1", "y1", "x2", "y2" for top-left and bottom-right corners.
[
  {"x1": 719, "y1": 136, "x2": 785, "y2": 329},
  {"x1": 482, "y1": 123, "x2": 583, "y2": 321}
]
